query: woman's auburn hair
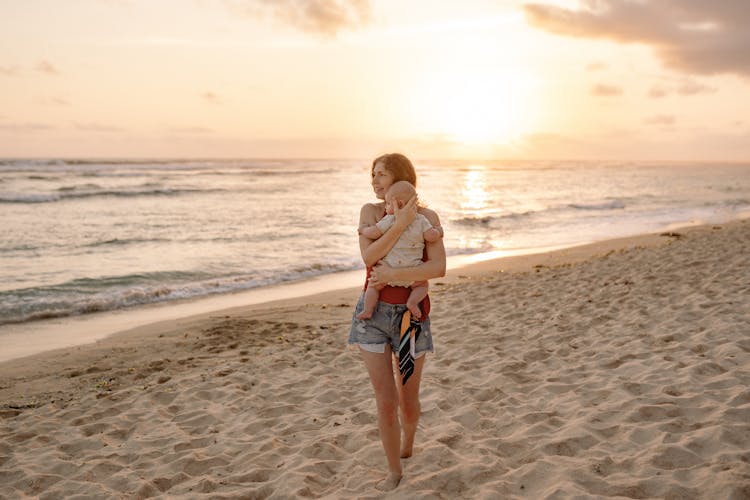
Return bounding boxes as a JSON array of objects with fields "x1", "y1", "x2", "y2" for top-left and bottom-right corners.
[{"x1": 372, "y1": 153, "x2": 417, "y2": 188}]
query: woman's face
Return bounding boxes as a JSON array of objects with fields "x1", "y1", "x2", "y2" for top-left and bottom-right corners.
[{"x1": 371, "y1": 161, "x2": 395, "y2": 200}]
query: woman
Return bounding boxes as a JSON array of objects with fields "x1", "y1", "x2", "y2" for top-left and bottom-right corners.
[{"x1": 348, "y1": 153, "x2": 446, "y2": 490}]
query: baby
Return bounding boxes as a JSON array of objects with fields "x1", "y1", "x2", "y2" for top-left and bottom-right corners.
[{"x1": 357, "y1": 181, "x2": 442, "y2": 320}]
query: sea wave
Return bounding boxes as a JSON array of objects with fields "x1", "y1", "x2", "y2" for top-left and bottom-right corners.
[
  {"x1": 453, "y1": 212, "x2": 530, "y2": 226},
  {"x1": 0, "y1": 158, "x2": 221, "y2": 168},
  {"x1": 0, "y1": 244, "x2": 42, "y2": 253},
  {"x1": 713, "y1": 198, "x2": 750, "y2": 209},
  {"x1": 0, "y1": 261, "x2": 361, "y2": 325},
  {"x1": 27, "y1": 175, "x2": 61, "y2": 181},
  {"x1": 0, "y1": 193, "x2": 62, "y2": 203},
  {"x1": 56, "y1": 183, "x2": 103, "y2": 192},
  {"x1": 568, "y1": 200, "x2": 626, "y2": 210},
  {"x1": 452, "y1": 199, "x2": 628, "y2": 227},
  {"x1": 249, "y1": 168, "x2": 338, "y2": 177},
  {"x1": 0, "y1": 187, "x2": 224, "y2": 204},
  {"x1": 83, "y1": 237, "x2": 173, "y2": 248},
  {"x1": 0, "y1": 158, "x2": 345, "y2": 175}
]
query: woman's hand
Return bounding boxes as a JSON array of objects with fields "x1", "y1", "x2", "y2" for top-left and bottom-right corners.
[
  {"x1": 392, "y1": 194, "x2": 417, "y2": 230},
  {"x1": 369, "y1": 261, "x2": 395, "y2": 288}
]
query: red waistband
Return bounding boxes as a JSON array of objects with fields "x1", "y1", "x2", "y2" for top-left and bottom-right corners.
[{"x1": 364, "y1": 267, "x2": 431, "y2": 319}]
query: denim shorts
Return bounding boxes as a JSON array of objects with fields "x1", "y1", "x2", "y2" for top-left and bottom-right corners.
[{"x1": 348, "y1": 293, "x2": 434, "y2": 356}]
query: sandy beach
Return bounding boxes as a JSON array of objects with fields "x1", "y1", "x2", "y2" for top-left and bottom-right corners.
[{"x1": 1, "y1": 220, "x2": 749, "y2": 499}]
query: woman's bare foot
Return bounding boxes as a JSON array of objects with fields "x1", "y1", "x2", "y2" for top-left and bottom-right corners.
[
  {"x1": 376, "y1": 472, "x2": 402, "y2": 491},
  {"x1": 400, "y1": 445, "x2": 413, "y2": 459}
]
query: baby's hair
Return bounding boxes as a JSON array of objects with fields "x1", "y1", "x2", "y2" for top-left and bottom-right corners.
[{"x1": 386, "y1": 181, "x2": 416, "y2": 205}]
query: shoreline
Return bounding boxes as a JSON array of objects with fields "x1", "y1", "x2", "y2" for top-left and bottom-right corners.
[
  {"x1": 2, "y1": 204, "x2": 748, "y2": 362},
  {"x1": 1, "y1": 219, "x2": 748, "y2": 498},
  {"x1": 0, "y1": 221, "x2": 723, "y2": 375},
  {"x1": 0, "y1": 228, "x2": 685, "y2": 364}
]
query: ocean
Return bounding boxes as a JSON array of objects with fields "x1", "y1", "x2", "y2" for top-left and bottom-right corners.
[{"x1": 1, "y1": 158, "x2": 749, "y2": 326}]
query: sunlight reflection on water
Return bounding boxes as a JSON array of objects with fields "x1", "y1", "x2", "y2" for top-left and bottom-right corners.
[{"x1": 460, "y1": 165, "x2": 490, "y2": 214}]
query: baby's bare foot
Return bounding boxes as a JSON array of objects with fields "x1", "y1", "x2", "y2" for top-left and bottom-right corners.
[
  {"x1": 356, "y1": 311, "x2": 373, "y2": 320},
  {"x1": 406, "y1": 304, "x2": 421, "y2": 319},
  {"x1": 376, "y1": 472, "x2": 402, "y2": 491}
]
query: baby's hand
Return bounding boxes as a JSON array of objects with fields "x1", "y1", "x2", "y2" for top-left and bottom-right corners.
[
  {"x1": 424, "y1": 225, "x2": 443, "y2": 243},
  {"x1": 393, "y1": 195, "x2": 417, "y2": 229}
]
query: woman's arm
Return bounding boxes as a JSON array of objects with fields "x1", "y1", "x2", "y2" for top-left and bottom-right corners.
[
  {"x1": 359, "y1": 196, "x2": 417, "y2": 267},
  {"x1": 369, "y1": 207, "x2": 446, "y2": 285}
]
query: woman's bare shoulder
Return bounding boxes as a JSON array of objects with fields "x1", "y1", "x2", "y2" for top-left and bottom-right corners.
[{"x1": 360, "y1": 202, "x2": 384, "y2": 223}]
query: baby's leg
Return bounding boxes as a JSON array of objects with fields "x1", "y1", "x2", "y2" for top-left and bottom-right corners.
[
  {"x1": 357, "y1": 284, "x2": 382, "y2": 320},
  {"x1": 406, "y1": 281, "x2": 429, "y2": 319}
]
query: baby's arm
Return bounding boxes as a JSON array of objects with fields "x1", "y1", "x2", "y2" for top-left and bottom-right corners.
[
  {"x1": 360, "y1": 224, "x2": 384, "y2": 239},
  {"x1": 360, "y1": 214, "x2": 394, "y2": 240}
]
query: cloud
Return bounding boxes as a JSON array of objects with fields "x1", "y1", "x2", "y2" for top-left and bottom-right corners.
[
  {"x1": 35, "y1": 60, "x2": 60, "y2": 75},
  {"x1": 676, "y1": 81, "x2": 715, "y2": 95},
  {"x1": 168, "y1": 126, "x2": 215, "y2": 134},
  {"x1": 74, "y1": 122, "x2": 125, "y2": 132},
  {"x1": 0, "y1": 122, "x2": 56, "y2": 132},
  {"x1": 201, "y1": 91, "x2": 221, "y2": 104},
  {"x1": 591, "y1": 83, "x2": 623, "y2": 97},
  {"x1": 644, "y1": 114, "x2": 675, "y2": 126},
  {"x1": 646, "y1": 79, "x2": 716, "y2": 98},
  {"x1": 518, "y1": 132, "x2": 583, "y2": 149},
  {"x1": 225, "y1": 0, "x2": 371, "y2": 36},
  {"x1": 523, "y1": 1, "x2": 750, "y2": 76},
  {"x1": 37, "y1": 96, "x2": 70, "y2": 106},
  {"x1": 647, "y1": 85, "x2": 668, "y2": 99},
  {"x1": 585, "y1": 61, "x2": 608, "y2": 71},
  {"x1": 0, "y1": 65, "x2": 21, "y2": 77}
]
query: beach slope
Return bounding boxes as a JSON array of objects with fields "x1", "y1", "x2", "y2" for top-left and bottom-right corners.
[{"x1": 1, "y1": 221, "x2": 749, "y2": 498}]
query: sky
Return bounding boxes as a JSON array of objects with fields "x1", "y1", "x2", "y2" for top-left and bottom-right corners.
[{"x1": 1, "y1": 0, "x2": 749, "y2": 160}]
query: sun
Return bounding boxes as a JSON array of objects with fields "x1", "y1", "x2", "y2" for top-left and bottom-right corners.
[{"x1": 409, "y1": 66, "x2": 536, "y2": 146}]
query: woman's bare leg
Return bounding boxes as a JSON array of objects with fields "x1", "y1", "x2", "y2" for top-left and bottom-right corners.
[
  {"x1": 360, "y1": 346, "x2": 402, "y2": 490},
  {"x1": 395, "y1": 354, "x2": 426, "y2": 458}
]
